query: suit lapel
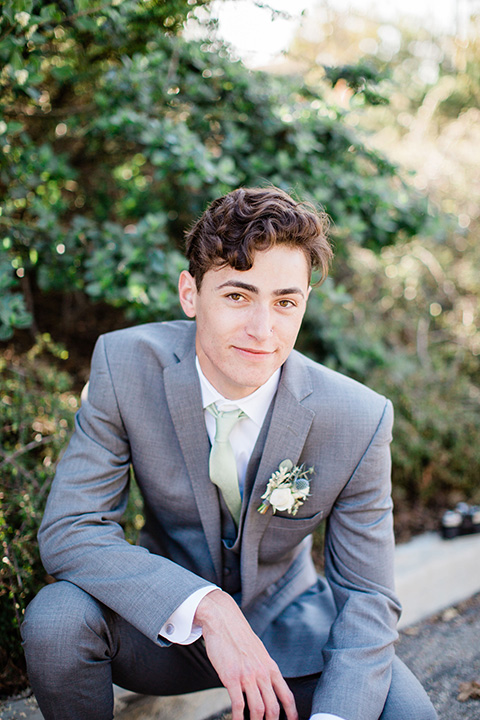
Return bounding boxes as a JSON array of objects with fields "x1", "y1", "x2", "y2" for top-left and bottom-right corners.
[
  {"x1": 240, "y1": 351, "x2": 315, "y2": 608},
  {"x1": 163, "y1": 324, "x2": 222, "y2": 585}
]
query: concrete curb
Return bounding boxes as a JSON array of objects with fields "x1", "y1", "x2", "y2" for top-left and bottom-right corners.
[
  {"x1": 395, "y1": 531, "x2": 480, "y2": 629},
  {"x1": 113, "y1": 686, "x2": 230, "y2": 720},
  {"x1": 0, "y1": 687, "x2": 231, "y2": 720}
]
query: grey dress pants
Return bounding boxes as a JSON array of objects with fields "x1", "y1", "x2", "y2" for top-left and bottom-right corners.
[{"x1": 21, "y1": 581, "x2": 437, "y2": 720}]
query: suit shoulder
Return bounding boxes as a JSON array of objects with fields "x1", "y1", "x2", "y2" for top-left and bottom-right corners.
[
  {"x1": 99, "y1": 320, "x2": 192, "y2": 350},
  {"x1": 292, "y1": 350, "x2": 391, "y2": 421},
  {"x1": 94, "y1": 320, "x2": 195, "y2": 369}
]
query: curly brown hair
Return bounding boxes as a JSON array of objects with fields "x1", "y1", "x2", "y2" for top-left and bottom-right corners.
[{"x1": 185, "y1": 187, "x2": 332, "y2": 288}]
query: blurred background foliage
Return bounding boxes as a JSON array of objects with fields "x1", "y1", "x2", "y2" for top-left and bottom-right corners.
[
  {"x1": 1, "y1": 0, "x2": 479, "y2": 694},
  {"x1": 0, "y1": 335, "x2": 76, "y2": 694},
  {"x1": 287, "y1": 4, "x2": 480, "y2": 529}
]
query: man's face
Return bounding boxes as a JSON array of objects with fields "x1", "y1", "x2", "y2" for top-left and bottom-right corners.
[{"x1": 178, "y1": 245, "x2": 311, "y2": 399}]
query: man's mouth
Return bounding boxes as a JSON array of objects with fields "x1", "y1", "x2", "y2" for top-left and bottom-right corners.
[{"x1": 234, "y1": 346, "x2": 275, "y2": 357}]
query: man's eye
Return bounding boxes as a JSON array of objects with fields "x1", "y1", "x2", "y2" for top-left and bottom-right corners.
[
  {"x1": 227, "y1": 293, "x2": 243, "y2": 301},
  {"x1": 278, "y1": 299, "x2": 295, "y2": 308}
]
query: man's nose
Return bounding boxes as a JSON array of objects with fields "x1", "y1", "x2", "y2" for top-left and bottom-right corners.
[{"x1": 246, "y1": 306, "x2": 273, "y2": 341}]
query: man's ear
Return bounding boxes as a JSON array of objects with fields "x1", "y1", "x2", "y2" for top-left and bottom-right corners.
[{"x1": 178, "y1": 270, "x2": 197, "y2": 318}]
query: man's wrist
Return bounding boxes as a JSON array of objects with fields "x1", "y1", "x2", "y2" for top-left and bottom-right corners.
[{"x1": 193, "y1": 588, "x2": 234, "y2": 633}]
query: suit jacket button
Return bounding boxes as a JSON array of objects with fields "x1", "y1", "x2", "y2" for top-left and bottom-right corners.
[{"x1": 224, "y1": 567, "x2": 231, "y2": 576}]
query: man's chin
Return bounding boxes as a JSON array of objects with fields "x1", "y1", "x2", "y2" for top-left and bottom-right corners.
[{"x1": 231, "y1": 368, "x2": 278, "y2": 394}]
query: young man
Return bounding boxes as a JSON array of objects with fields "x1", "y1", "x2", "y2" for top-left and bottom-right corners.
[{"x1": 22, "y1": 187, "x2": 437, "y2": 720}]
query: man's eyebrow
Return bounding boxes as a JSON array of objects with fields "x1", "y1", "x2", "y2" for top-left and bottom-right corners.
[
  {"x1": 215, "y1": 280, "x2": 305, "y2": 298},
  {"x1": 272, "y1": 287, "x2": 305, "y2": 298},
  {"x1": 216, "y1": 280, "x2": 259, "y2": 294}
]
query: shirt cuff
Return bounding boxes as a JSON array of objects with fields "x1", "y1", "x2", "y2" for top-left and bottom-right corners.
[
  {"x1": 159, "y1": 585, "x2": 218, "y2": 645},
  {"x1": 310, "y1": 715, "x2": 346, "y2": 720}
]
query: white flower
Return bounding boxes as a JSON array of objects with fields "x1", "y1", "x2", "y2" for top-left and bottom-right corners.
[
  {"x1": 15, "y1": 11, "x2": 30, "y2": 28},
  {"x1": 14, "y1": 69, "x2": 29, "y2": 86},
  {"x1": 269, "y1": 488, "x2": 295, "y2": 512}
]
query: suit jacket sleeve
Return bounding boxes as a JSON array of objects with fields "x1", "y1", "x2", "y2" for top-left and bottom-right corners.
[
  {"x1": 38, "y1": 334, "x2": 214, "y2": 644},
  {"x1": 311, "y1": 398, "x2": 401, "y2": 720}
]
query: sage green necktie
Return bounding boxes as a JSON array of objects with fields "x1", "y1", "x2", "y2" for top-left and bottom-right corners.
[{"x1": 207, "y1": 403, "x2": 246, "y2": 525}]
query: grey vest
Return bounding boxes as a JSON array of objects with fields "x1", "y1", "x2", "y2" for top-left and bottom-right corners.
[{"x1": 219, "y1": 400, "x2": 275, "y2": 598}]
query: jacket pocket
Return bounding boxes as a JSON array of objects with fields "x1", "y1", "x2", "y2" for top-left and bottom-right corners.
[
  {"x1": 267, "y1": 508, "x2": 324, "y2": 530},
  {"x1": 258, "y1": 509, "x2": 325, "y2": 563}
]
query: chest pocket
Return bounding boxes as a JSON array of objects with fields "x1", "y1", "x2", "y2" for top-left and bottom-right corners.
[{"x1": 258, "y1": 509, "x2": 325, "y2": 563}]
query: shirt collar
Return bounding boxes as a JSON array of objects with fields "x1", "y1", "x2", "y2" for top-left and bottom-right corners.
[{"x1": 195, "y1": 357, "x2": 280, "y2": 429}]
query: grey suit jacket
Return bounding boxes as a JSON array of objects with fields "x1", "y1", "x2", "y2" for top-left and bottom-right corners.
[{"x1": 39, "y1": 320, "x2": 400, "y2": 720}]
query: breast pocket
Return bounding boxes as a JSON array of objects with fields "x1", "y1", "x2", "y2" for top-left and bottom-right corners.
[{"x1": 258, "y1": 509, "x2": 325, "y2": 563}]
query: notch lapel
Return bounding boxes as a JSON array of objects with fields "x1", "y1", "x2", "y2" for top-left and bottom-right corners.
[
  {"x1": 163, "y1": 326, "x2": 222, "y2": 585},
  {"x1": 240, "y1": 351, "x2": 315, "y2": 608}
]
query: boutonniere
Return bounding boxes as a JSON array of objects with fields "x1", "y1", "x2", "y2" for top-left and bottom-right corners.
[{"x1": 258, "y1": 459, "x2": 314, "y2": 516}]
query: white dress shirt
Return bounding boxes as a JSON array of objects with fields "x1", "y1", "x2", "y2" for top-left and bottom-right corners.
[{"x1": 159, "y1": 359, "x2": 345, "y2": 720}]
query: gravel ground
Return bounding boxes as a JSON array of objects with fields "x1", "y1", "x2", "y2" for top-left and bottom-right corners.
[{"x1": 396, "y1": 592, "x2": 480, "y2": 720}]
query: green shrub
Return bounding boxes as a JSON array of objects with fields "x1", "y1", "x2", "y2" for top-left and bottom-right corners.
[
  {"x1": 0, "y1": 336, "x2": 146, "y2": 694},
  {"x1": 376, "y1": 366, "x2": 480, "y2": 507},
  {"x1": 0, "y1": 337, "x2": 76, "y2": 691},
  {"x1": 0, "y1": 2, "x2": 432, "y2": 341},
  {"x1": 300, "y1": 240, "x2": 480, "y2": 529}
]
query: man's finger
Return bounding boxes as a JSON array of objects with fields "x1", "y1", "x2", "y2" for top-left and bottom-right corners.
[
  {"x1": 272, "y1": 675, "x2": 298, "y2": 720},
  {"x1": 258, "y1": 681, "x2": 281, "y2": 720},
  {"x1": 243, "y1": 682, "x2": 270, "y2": 720},
  {"x1": 229, "y1": 684, "x2": 245, "y2": 720}
]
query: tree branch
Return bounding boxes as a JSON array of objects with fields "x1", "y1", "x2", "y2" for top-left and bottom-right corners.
[
  {"x1": 2, "y1": 103, "x2": 97, "y2": 119},
  {"x1": 0, "y1": 436, "x2": 54, "y2": 467}
]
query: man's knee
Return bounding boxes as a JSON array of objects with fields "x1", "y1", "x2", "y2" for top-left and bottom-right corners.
[
  {"x1": 380, "y1": 656, "x2": 437, "y2": 720},
  {"x1": 22, "y1": 581, "x2": 111, "y2": 667},
  {"x1": 21, "y1": 582, "x2": 117, "y2": 719}
]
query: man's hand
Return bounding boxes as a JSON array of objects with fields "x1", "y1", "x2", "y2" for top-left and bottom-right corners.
[{"x1": 194, "y1": 589, "x2": 298, "y2": 720}]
